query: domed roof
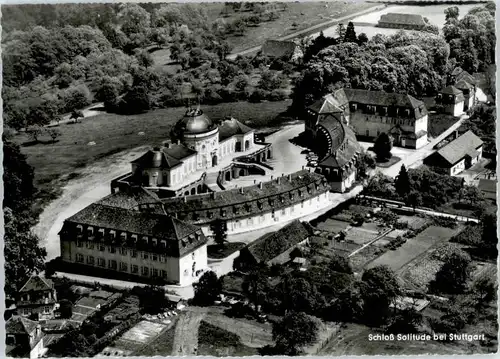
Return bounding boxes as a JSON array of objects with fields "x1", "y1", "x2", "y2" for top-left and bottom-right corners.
[{"x1": 174, "y1": 108, "x2": 215, "y2": 135}]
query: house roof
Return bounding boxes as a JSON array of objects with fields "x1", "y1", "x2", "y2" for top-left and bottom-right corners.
[
  {"x1": 308, "y1": 97, "x2": 344, "y2": 114},
  {"x1": 343, "y1": 88, "x2": 426, "y2": 111},
  {"x1": 218, "y1": 117, "x2": 254, "y2": 141},
  {"x1": 261, "y1": 40, "x2": 297, "y2": 59},
  {"x1": 61, "y1": 204, "x2": 204, "y2": 257},
  {"x1": 6, "y1": 316, "x2": 38, "y2": 335},
  {"x1": 379, "y1": 13, "x2": 426, "y2": 26},
  {"x1": 432, "y1": 130, "x2": 483, "y2": 166},
  {"x1": 317, "y1": 119, "x2": 361, "y2": 170},
  {"x1": 97, "y1": 188, "x2": 160, "y2": 210},
  {"x1": 131, "y1": 149, "x2": 182, "y2": 170},
  {"x1": 19, "y1": 275, "x2": 53, "y2": 293},
  {"x1": 441, "y1": 85, "x2": 463, "y2": 95},
  {"x1": 163, "y1": 143, "x2": 197, "y2": 160},
  {"x1": 455, "y1": 79, "x2": 474, "y2": 90},
  {"x1": 159, "y1": 170, "x2": 328, "y2": 215},
  {"x1": 245, "y1": 220, "x2": 312, "y2": 263}
]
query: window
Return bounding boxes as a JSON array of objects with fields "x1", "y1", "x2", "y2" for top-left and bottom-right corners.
[
  {"x1": 143, "y1": 252, "x2": 149, "y2": 260},
  {"x1": 109, "y1": 230, "x2": 116, "y2": 239},
  {"x1": 161, "y1": 270, "x2": 167, "y2": 278},
  {"x1": 108, "y1": 260, "x2": 117, "y2": 270},
  {"x1": 76, "y1": 225, "x2": 83, "y2": 234},
  {"x1": 98, "y1": 258, "x2": 105, "y2": 267},
  {"x1": 152, "y1": 238, "x2": 158, "y2": 246},
  {"x1": 152, "y1": 255, "x2": 158, "y2": 261},
  {"x1": 120, "y1": 248, "x2": 127, "y2": 256},
  {"x1": 108, "y1": 247, "x2": 116, "y2": 254},
  {"x1": 76, "y1": 241, "x2": 83, "y2": 248},
  {"x1": 281, "y1": 209, "x2": 286, "y2": 215},
  {"x1": 142, "y1": 266, "x2": 149, "y2": 276},
  {"x1": 160, "y1": 256, "x2": 166, "y2": 263},
  {"x1": 207, "y1": 211, "x2": 214, "y2": 219},
  {"x1": 87, "y1": 256, "x2": 95, "y2": 265},
  {"x1": 87, "y1": 227, "x2": 94, "y2": 237},
  {"x1": 131, "y1": 265, "x2": 139, "y2": 274},
  {"x1": 120, "y1": 232, "x2": 127, "y2": 242},
  {"x1": 152, "y1": 268, "x2": 159, "y2": 277},
  {"x1": 86, "y1": 242, "x2": 94, "y2": 249},
  {"x1": 131, "y1": 250, "x2": 137, "y2": 258},
  {"x1": 99, "y1": 245, "x2": 106, "y2": 252},
  {"x1": 221, "y1": 209, "x2": 226, "y2": 217},
  {"x1": 76, "y1": 254, "x2": 84, "y2": 263},
  {"x1": 97, "y1": 228, "x2": 104, "y2": 239},
  {"x1": 365, "y1": 129, "x2": 369, "y2": 136},
  {"x1": 120, "y1": 262, "x2": 128, "y2": 272},
  {"x1": 160, "y1": 240, "x2": 167, "y2": 249},
  {"x1": 44, "y1": 306, "x2": 51, "y2": 314}
]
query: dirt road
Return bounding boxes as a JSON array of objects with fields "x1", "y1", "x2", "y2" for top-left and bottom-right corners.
[
  {"x1": 171, "y1": 311, "x2": 206, "y2": 356},
  {"x1": 34, "y1": 145, "x2": 149, "y2": 260}
]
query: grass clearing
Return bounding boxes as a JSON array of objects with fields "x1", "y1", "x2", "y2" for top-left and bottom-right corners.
[
  {"x1": 208, "y1": 242, "x2": 245, "y2": 259},
  {"x1": 132, "y1": 320, "x2": 177, "y2": 356},
  {"x1": 197, "y1": 320, "x2": 259, "y2": 357},
  {"x1": 428, "y1": 113, "x2": 461, "y2": 138},
  {"x1": 202, "y1": 2, "x2": 376, "y2": 54}
]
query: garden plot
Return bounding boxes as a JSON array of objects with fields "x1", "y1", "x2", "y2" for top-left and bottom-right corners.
[
  {"x1": 316, "y1": 218, "x2": 350, "y2": 233},
  {"x1": 366, "y1": 226, "x2": 462, "y2": 272},
  {"x1": 398, "y1": 215, "x2": 430, "y2": 230},
  {"x1": 120, "y1": 320, "x2": 168, "y2": 344},
  {"x1": 345, "y1": 226, "x2": 381, "y2": 245}
]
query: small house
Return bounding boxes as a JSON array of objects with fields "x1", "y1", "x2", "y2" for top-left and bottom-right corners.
[
  {"x1": 423, "y1": 131, "x2": 483, "y2": 176},
  {"x1": 436, "y1": 86, "x2": 465, "y2": 117},
  {"x1": 234, "y1": 220, "x2": 312, "y2": 270},
  {"x1": 16, "y1": 276, "x2": 58, "y2": 320},
  {"x1": 378, "y1": 13, "x2": 427, "y2": 30},
  {"x1": 6, "y1": 316, "x2": 46, "y2": 359}
]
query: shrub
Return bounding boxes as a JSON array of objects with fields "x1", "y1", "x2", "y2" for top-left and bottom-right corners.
[
  {"x1": 268, "y1": 89, "x2": 287, "y2": 101},
  {"x1": 249, "y1": 89, "x2": 268, "y2": 103}
]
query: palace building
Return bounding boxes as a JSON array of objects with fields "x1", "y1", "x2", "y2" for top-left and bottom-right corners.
[
  {"x1": 306, "y1": 88, "x2": 429, "y2": 149},
  {"x1": 59, "y1": 204, "x2": 208, "y2": 286}
]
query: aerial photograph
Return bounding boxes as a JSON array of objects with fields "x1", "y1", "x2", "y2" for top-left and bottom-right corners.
[{"x1": 2, "y1": 0, "x2": 497, "y2": 357}]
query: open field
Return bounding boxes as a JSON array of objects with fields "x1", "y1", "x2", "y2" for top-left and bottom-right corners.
[
  {"x1": 16, "y1": 100, "x2": 291, "y2": 197},
  {"x1": 201, "y1": 2, "x2": 376, "y2": 54},
  {"x1": 197, "y1": 321, "x2": 259, "y2": 356},
  {"x1": 366, "y1": 225, "x2": 463, "y2": 272}
]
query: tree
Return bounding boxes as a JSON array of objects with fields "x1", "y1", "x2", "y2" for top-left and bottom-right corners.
[
  {"x1": 336, "y1": 23, "x2": 346, "y2": 40},
  {"x1": 193, "y1": 271, "x2": 222, "y2": 306},
  {"x1": 472, "y1": 277, "x2": 496, "y2": 303},
  {"x1": 405, "y1": 191, "x2": 422, "y2": 213},
  {"x1": 58, "y1": 299, "x2": 73, "y2": 319},
  {"x1": 131, "y1": 285, "x2": 168, "y2": 314},
  {"x1": 481, "y1": 213, "x2": 497, "y2": 254},
  {"x1": 46, "y1": 127, "x2": 61, "y2": 143},
  {"x1": 357, "y1": 33, "x2": 368, "y2": 45},
  {"x1": 361, "y1": 265, "x2": 401, "y2": 326},
  {"x1": 135, "y1": 50, "x2": 154, "y2": 69},
  {"x1": 373, "y1": 133, "x2": 393, "y2": 161},
  {"x1": 272, "y1": 311, "x2": 319, "y2": 355},
  {"x1": 395, "y1": 164, "x2": 411, "y2": 198},
  {"x1": 430, "y1": 249, "x2": 471, "y2": 294},
  {"x1": 329, "y1": 253, "x2": 353, "y2": 274},
  {"x1": 120, "y1": 85, "x2": 150, "y2": 114},
  {"x1": 387, "y1": 308, "x2": 422, "y2": 334},
  {"x1": 445, "y1": 6, "x2": 460, "y2": 23},
  {"x1": 210, "y1": 219, "x2": 228, "y2": 248},
  {"x1": 26, "y1": 125, "x2": 44, "y2": 143},
  {"x1": 344, "y1": 22, "x2": 357, "y2": 43},
  {"x1": 242, "y1": 264, "x2": 270, "y2": 310}
]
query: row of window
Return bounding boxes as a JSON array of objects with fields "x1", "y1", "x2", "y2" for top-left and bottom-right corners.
[
  {"x1": 75, "y1": 254, "x2": 168, "y2": 277},
  {"x1": 352, "y1": 104, "x2": 413, "y2": 117},
  {"x1": 74, "y1": 243, "x2": 184, "y2": 262}
]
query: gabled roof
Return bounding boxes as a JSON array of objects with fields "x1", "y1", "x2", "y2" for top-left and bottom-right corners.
[
  {"x1": 62, "y1": 203, "x2": 203, "y2": 257},
  {"x1": 19, "y1": 275, "x2": 53, "y2": 293},
  {"x1": 218, "y1": 117, "x2": 254, "y2": 141},
  {"x1": 245, "y1": 220, "x2": 312, "y2": 263},
  {"x1": 97, "y1": 188, "x2": 160, "y2": 210},
  {"x1": 343, "y1": 88, "x2": 425, "y2": 110},
  {"x1": 379, "y1": 13, "x2": 426, "y2": 26},
  {"x1": 6, "y1": 316, "x2": 38, "y2": 335},
  {"x1": 261, "y1": 40, "x2": 297, "y2": 59},
  {"x1": 455, "y1": 79, "x2": 474, "y2": 90},
  {"x1": 432, "y1": 130, "x2": 483, "y2": 166},
  {"x1": 441, "y1": 85, "x2": 463, "y2": 95},
  {"x1": 308, "y1": 92, "x2": 347, "y2": 114}
]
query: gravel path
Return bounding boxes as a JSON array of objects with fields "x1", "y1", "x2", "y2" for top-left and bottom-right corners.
[{"x1": 171, "y1": 311, "x2": 206, "y2": 356}]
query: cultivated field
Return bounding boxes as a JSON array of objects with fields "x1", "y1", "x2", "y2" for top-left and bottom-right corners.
[{"x1": 366, "y1": 225, "x2": 463, "y2": 272}]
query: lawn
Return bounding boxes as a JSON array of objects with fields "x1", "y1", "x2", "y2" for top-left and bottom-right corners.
[
  {"x1": 16, "y1": 100, "x2": 291, "y2": 202},
  {"x1": 315, "y1": 218, "x2": 350, "y2": 233},
  {"x1": 202, "y1": 2, "x2": 377, "y2": 54},
  {"x1": 197, "y1": 321, "x2": 259, "y2": 357},
  {"x1": 208, "y1": 242, "x2": 246, "y2": 259},
  {"x1": 428, "y1": 113, "x2": 461, "y2": 138},
  {"x1": 221, "y1": 272, "x2": 246, "y2": 295},
  {"x1": 132, "y1": 319, "x2": 178, "y2": 356}
]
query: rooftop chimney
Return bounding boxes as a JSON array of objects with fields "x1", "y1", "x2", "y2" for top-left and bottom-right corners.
[
  {"x1": 254, "y1": 179, "x2": 257, "y2": 184},
  {"x1": 177, "y1": 140, "x2": 181, "y2": 145},
  {"x1": 271, "y1": 175, "x2": 274, "y2": 180},
  {"x1": 163, "y1": 141, "x2": 171, "y2": 149},
  {"x1": 239, "y1": 188, "x2": 244, "y2": 194},
  {"x1": 211, "y1": 192, "x2": 216, "y2": 199},
  {"x1": 302, "y1": 165, "x2": 305, "y2": 170},
  {"x1": 288, "y1": 174, "x2": 292, "y2": 181},
  {"x1": 277, "y1": 177, "x2": 281, "y2": 185},
  {"x1": 259, "y1": 182, "x2": 263, "y2": 189}
]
